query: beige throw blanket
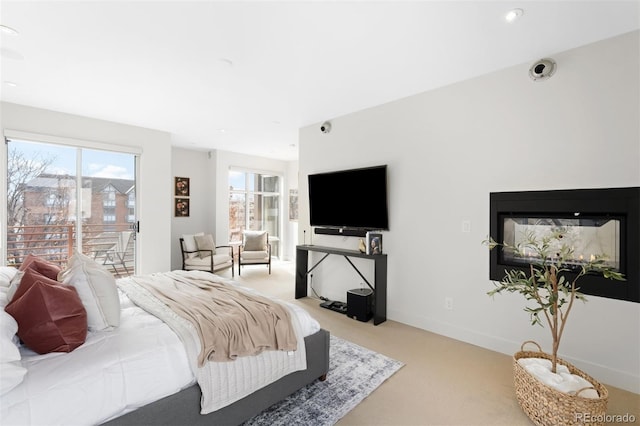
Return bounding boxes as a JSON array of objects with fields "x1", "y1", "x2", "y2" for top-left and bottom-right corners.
[
  {"x1": 132, "y1": 271, "x2": 297, "y2": 365},
  {"x1": 118, "y1": 271, "x2": 307, "y2": 413}
]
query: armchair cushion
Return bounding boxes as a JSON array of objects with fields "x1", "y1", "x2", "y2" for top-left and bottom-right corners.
[
  {"x1": 194, "y1": 234, "x2": 216, "y2": 258},
  {"x1": 241, "y1": 251, "x2": 269, "y2": 261},
  {"x1": 181, "y1": 232, "x2": 204, "y2": 259},
  {"x1": 243, "y1": 231, "x2": 267, "y2": 251},
  {"x1": 184, "y1": 253, "x2": 233, "y2": 271}
]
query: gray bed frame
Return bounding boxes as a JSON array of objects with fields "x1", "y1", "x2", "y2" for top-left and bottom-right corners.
[{"x1": 104, "y1": 328, "x2": 330, "y2": 426}]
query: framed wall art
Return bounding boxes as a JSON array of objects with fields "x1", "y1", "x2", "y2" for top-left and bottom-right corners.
[
  {"x1": 175, "y1": 177, "x2": 190, "y2": 197},
  {"x1": 175, "y1": 197, "x2": 190, "y2": 217},
  {"x1": 289, "y1": 189, "x2": 298, "y2": 221}
]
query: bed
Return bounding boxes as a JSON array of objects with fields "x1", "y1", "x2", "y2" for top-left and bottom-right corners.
[{"x1": 0, "y1": 256, "x2": 329, "y2": 426}]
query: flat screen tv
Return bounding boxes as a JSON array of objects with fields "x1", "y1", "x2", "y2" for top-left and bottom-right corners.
[{"x1": 308, "y1": 165, "x2": 389, "y2": 230}]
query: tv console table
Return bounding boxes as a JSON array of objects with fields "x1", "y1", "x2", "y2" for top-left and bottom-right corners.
[{"x1": 295, "y1": 245, "x2": 387, "y2": 325}]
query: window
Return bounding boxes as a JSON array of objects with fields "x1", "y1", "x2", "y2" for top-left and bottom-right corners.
[
  {"x1": 43, "y1": 214, "x2": 57, "y2": 224},
  {"x1": 45, "y1": 193, "x2": 57, "y2": 207},
  {"x1": 229, "y1": 170, "x2": 281, "y2": 256},
  {"x1": 127, "y1": 191, "x2": 135, "y2": 223},
  {"x1": 5, "y1": 137, "x2": 138, "y2": 277},
  {"x1": 103, "y1": 186, "x2": 116, "y2": 207}
]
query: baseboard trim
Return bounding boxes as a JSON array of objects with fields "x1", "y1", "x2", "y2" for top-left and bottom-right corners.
[{"x1": 388, "y1": 308, "x2": 640, "y2": 394}]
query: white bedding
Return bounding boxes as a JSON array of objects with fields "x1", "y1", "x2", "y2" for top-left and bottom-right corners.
[
  {"x1": 118, "y1": 271, "x2": 313, "y2": 414},
  {"x1": 1, "y1": 273, "x2": 320, "y2": 426}
]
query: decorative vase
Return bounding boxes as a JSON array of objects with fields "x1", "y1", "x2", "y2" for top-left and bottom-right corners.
[
  {"x1": 358, "y1": 239, "x2": 366, "y2": 253},
  {"x1": 513, "y1": 341, "x2": 608, "y2": 426}
]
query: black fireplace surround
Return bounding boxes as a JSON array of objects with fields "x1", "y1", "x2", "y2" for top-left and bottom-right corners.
[{"x1": 489, "y1": 187, "x2": 639, "y2": 303}]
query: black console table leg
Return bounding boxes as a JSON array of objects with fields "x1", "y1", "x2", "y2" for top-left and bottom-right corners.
[
  {"x1": 373, "y1": 256, "x2": 387, "y2": 325},
  {"x1": 295, "y1": 248, "x2": 308, "y2": 299},
  {"x1": 295, "y1": 245, "x2": 387, "y2": 326}
]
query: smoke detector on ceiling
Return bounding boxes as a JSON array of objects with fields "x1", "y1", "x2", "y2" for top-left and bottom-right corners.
[{"x1": 529, "y1": 58, "x2": 557, "y2": 82}]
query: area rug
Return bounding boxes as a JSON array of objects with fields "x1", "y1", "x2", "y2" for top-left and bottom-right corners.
[{"x1": 243, "y1": 335, "x2": 404, "y2": 426}]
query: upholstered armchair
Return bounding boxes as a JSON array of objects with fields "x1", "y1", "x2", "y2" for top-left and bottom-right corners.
[
  {"x1": 238, "y1": 230, "x2": 271, "y2": 275},
  {"x1": 180, "y1": 233, "x2": 234, "y2": 276}
]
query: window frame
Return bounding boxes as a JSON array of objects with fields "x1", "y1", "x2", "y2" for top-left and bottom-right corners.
[
  {"x1": 228, "y1": 168, "x2": 283, "y2": 256},
  {"x1": 2, "y1": 130, "x2": 141, "y2": 266}
]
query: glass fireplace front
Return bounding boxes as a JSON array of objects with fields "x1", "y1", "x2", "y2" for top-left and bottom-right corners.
[
  {"x1": 489, "y1": 187, "x2": 639, "y2": 303},
  {"x1": 499, "y1": 215, "x2": 621, "y2": 272}
]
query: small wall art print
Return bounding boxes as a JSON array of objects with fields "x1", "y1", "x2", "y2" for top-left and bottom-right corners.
[
  {"x1": 289, "y1": 189, "x2": 298, "y2": 221},
  {"x1": 175, "y1": 177, "x2": 190, "y2": 197},
  {"x1": 366, "y1": 232, "x2": 383, "y2": 255},
  {"x1": 175, "y1": 197, "x2": 190, "y2": 217}
]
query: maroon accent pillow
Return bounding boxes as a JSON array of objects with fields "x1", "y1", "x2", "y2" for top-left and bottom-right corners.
[
  {"x1": 10, "y1": 268, "x2": 50, "y2": 303},
  {"x1": 19, "y1": 254, "x2": 62, "y2": 281},
  {"x1": 5, "y1": 270, "x2": 87, "y2": 354}
]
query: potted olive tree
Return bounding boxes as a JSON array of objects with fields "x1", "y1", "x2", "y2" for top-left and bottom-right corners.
[{"x1": 484, "y1": 227, "x2": 624, "y2": 426}]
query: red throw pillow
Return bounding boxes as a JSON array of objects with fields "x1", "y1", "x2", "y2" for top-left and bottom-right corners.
[
  {"x1": 19, "y1": 253, "x2": 62, "y2": 281},
  {"x1": 5, "y1": 269, "x2": 87, "y2": 354},
  {"x1": 10, "y1": 268, "x2": 49, "y2": 303}
]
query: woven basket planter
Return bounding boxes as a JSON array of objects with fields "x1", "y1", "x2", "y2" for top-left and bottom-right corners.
[{"x1": 513, "y1": 341, "x2": 608, "y2": 426}]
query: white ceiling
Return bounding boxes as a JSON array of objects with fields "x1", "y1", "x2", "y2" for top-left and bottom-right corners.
[{"x1": 1, "y1": 1, "x2": 638, "y2": 161}]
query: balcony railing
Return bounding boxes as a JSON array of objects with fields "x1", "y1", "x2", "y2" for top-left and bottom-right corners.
[{"x1": 6, "y1": 223, "x2": 135, "y2": 278}]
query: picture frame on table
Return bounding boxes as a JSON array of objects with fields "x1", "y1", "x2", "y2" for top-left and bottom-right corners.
[{"x1": 366, "y1": 232, "x2": 382, "y2": 255}]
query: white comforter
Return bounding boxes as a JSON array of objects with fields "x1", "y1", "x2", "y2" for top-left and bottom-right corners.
[
  {"x1": 118, "y1": 270, "x2": 311, "y2": 414},
  {"x1": 1, "y1": 273, "x2": 320, "y2": 426}
]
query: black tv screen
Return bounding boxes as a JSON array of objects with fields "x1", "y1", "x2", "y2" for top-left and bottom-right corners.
[{"x1": 308, "y1": 165, "x2": 389, "y2": 230}]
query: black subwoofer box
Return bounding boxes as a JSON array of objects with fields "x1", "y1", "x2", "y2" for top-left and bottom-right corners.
[{"x1": 347, "y1": 288, "x2": 373, "y2": 322}]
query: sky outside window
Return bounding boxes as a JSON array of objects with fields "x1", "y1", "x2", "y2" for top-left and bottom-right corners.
[{"x1": 10, "y1": 139, "x2": 134, "y2": 179}]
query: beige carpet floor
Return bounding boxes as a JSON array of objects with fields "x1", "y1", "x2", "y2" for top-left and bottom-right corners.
[{"x1": 230, "y1": 261, "x2": 640, "y2": 426}]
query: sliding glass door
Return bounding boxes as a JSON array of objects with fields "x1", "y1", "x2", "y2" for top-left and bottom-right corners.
[{"x1": 5, "y1": 139, "x2": 137, "y2": 277}]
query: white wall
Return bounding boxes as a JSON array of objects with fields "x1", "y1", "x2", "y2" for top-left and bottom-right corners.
[
  {"x1": 284, "y1": 160, "x2": 299, "y2": 261},
  {"x1": 299, "y1": 31, "x2": 640, "y2": 393},
  {"x1": 170, "y1": 147, "x2": 216, "y2": 270},
  {"x1": 1, "y1": 102, "x2": 173, "y2": 274}
]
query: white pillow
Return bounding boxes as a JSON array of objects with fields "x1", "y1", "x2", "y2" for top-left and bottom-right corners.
[
  {"x1": 0, "y1": 310, "x2": 26, "y2": 395},
  {"x1": 0, "y1": 267, "x2": 17, "y2": 288},
  {"x1": 4, "y1": 271, "x2": 24, "y2": 306},
  {"x1": 0, "y1": 267, "x2": 19, "y2": 310},
  {"x1": 194, "y1": 234, "x2": 216, "y2": 258},
  {"x1": 58, "y1": 252, "x2": 120, "y2": 331},
  {"x1": 182, "y1": 232, "x2": 204, "y2": 259},
  {"x1": 0, "y1": 310, "x2": 20, "y2": 363},
  {"x1": 243, "y1": 230, "x2": 267, "y2": 251}
]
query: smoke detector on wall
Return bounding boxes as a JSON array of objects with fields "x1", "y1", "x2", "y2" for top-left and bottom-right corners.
[{"x1": 529, "y1": 58, "x2": 557, "y2": 82}]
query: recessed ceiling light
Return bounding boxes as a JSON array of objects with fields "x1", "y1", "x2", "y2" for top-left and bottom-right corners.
[
  {"x1": 217, "y1": 128, "x2": 226, "y2": 133},
  {"x1": 0, "y1": 25, "x2": 18, "y2": 35},
  {"x1": 4, "y1": 81, "x2": 18, "y2": 87},
  {"x1": 505, "y1": 8, "x2": 524, "y2": 23}
]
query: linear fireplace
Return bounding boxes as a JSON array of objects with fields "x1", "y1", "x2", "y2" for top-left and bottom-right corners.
[{"x1": 489, "y1": 187, "x2": 639, "y2": 303}]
